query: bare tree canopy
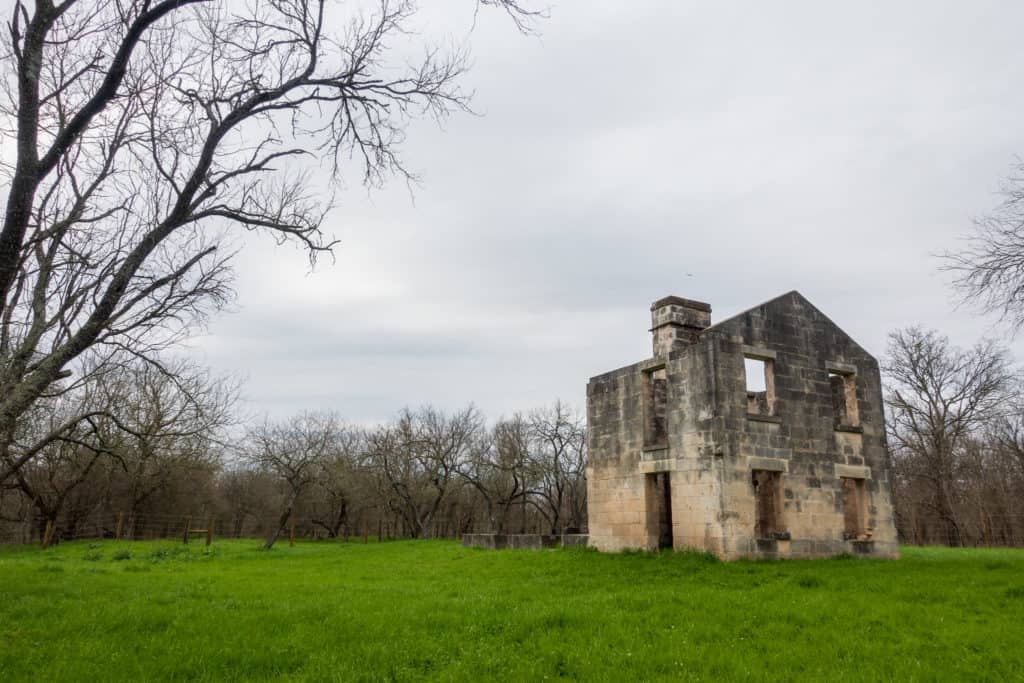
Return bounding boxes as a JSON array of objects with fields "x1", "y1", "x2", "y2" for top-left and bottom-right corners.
[
  {"x1": 0, "y1": 0, "x2": 537, "y2": 482},
  {"x1": 6, "y1": 354, "x2": 235, "y2": 544},
  {"x1": 0, "y1": 398, "x2": 594, "y2": 545},
  {"x1": 944, "y1": 163, "x2": 1024, "y2": 329},
  {"x1": 883, "y1": 326, "x2": 1020, "y2": 546},
  {"x1": 524, "y1": 401, "x2": 586, "y2": 534},
  {"x1": 245, "y1": 411, "x2": 346, "y2": 549},
  {"x1": 367, "y1": 404, "x2": 485, "y2": 538}
]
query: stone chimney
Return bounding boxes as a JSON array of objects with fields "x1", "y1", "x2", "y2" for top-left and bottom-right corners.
[{"x1": 650, "y1": 295, "x2": 712, "y2": 357}]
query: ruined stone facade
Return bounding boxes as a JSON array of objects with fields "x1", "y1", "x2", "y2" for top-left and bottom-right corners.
[{"x1": 586, "y1": 291, "x2": 899, "y2": 559}]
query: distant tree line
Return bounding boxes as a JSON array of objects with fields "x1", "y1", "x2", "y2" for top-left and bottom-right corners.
[{"x1": 0, "y1": 360, "x2": 586, "y2": 548}]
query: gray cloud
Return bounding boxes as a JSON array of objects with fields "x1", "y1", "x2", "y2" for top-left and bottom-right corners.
[{"x1": 192, "y1": 1, "x2": 1024, "y2": 422}]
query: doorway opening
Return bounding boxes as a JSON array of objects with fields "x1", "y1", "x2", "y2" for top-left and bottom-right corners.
[{"x1": 647, "y1": 472, "x2": 674, "y2": 549}]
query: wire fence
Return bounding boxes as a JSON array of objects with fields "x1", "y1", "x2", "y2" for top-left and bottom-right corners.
[
  {"x1": 0, "y1": 511, "x2": 426, "y2": 549},
  {"x1": 5, "y1": 511, "x2": 1024, "y2": 549}
]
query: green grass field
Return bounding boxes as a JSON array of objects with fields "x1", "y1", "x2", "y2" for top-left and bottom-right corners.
[{"x1": 0, "y1": 540, "x2": 1022, "y2": 681}]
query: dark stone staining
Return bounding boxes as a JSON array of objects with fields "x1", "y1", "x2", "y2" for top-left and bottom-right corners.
[
  {"x1": 643, "y1": 367, "x2": 668, "y2": 448},
  {"x1": 753, "y1": 470, "x2": 782, "y2": 539}
]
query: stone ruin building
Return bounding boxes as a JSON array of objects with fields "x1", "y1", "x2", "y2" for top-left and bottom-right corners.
[{"x1": 586, "y1": 291, "x2": 899, "y2": 559}]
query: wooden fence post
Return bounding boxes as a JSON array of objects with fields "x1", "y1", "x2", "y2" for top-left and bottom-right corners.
[
  {"x1": 41, "y1": 519, "x2": 54, "y2": 549},
  {"x1": 115, "y1": 512, "x2": 124, "y2": 541},
  {"x1": 289, "y1": 514, "x2": 296, "y2": 547},
  {"x1": 206, "y1": 516, "x2": 214, "y2": 547},
  {"x1": 182, "y1": 516, "x2": 192, "y2": 544}
]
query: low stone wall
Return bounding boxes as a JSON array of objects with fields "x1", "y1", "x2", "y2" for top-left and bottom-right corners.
[
  {"x1": 561, "y1": 534, "x2": 590, "y2": 548},
  {"x1": 461, "y1": 533, "x2": 589, "y2": 550},
  {"x1": 461, "y1": 533, "x2": 508, "y2": 549}
]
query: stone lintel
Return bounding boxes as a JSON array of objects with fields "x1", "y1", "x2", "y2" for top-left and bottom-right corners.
[
  {"x1": 748, "y1": 456, "x2": 788, "y2": 473},
  {"x1": 640, "y1": 459, "x2": 675, "y2": 474},
  {"x1": 835, "y1": 464, "x2": 872, "y2": 480},
  {"x1": 834, "y1": 423, "x2": 864, "y2": 434},
  {"x1": 825, "y1": 361, "x2": 858, "y2": 376},
  {"x1": 742, "y1": 345, "x2": 777, "y2": 360}
]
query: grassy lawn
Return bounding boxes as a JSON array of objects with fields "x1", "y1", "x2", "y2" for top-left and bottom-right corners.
[{"x1": 0, "y1": 540, "x2": 1021, "y2": 681}]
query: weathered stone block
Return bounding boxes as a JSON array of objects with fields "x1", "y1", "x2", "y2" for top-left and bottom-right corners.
[
  {"x1": 561, "y1": 534, "x2": 589, "y2": 548},
  {"x1": 461, "y1": 534, "x2": 508, "y2": 549}
]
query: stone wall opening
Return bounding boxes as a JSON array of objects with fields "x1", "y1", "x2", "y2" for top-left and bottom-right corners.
[
  {"x1": 646, "y1": 472, "x2": 674, "y2": 549},
  {"x1": 744, "y1": 356, "x2": 776, "y2": 416},
  {"x1": 829, "y1": 371, "x2": 859, "y2": 427},
  {"x1": 841, "y1": 477, "x2": 868, "y2": 540},
  {"x1": 752, "y1": 469, "x2": 781, "y2": 539}
]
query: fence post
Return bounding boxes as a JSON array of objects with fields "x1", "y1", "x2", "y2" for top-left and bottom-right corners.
[
  {"x1": 41, "y1": 519, "x2": 54, "y2": 549},
  {"x1": 115, "y1": 512, "x2": 124, "y2": 541},
  {"x1": 182, "y1": 516, "x2": 192, "y2": 544},
  {"x1": 206, "y1": 517, "x2": 214, "y2": 547},
  {"x1": 289, "y1": 514, "x2": 296, "y2": 547}
]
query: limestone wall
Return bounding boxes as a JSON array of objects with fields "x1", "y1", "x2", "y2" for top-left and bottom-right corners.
[
  {"x1": 690, "y1": 292, "x2": 899, "y2": 559},
  {"x1": 585, "y1": 291, "x2": 900, "y2": 560},
  {"x1": 586, "y1": 360, "x2": 654, "y2": 551}
]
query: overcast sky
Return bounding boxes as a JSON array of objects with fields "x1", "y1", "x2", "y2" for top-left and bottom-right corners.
[{"x1": 191, "y1": 1, "x2": 1024, "y2": 423}]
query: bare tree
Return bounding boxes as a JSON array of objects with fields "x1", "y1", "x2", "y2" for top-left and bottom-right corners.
[
  {"x1": 307, "y1": 426, "x2": 365, "y2": 539},
  {"x1": 246, "y1": 411, "x2": 343, "y2": 549},
  {"x1": 216, "y1": 466, "x2": 278, "y2": 538},
  {"x1": 0, "y1": 0, "x2": 537, "y2": 483},
  {"x1": 100, "y1": 358, "x2": 236, "y2": 535},
  {"x1": 13, "y1": 430, "x2": 108, "y2": 546},
  {"x1": 883, "y1": 327, "x2": 1019, "y2": 546},
  {"x1": 990, "y1": 409, "x2": 1024, "y2": 479},
  {"x1": 367, "y1": 405, "x2": 483, "y2": 538},
  {"x1": 525, "y1": 401, "x2": 586, "y2": 534},
  {"x1": 943, "y1": 162, "x2": 1024, "y2": 329},
  {"x1": 457, "y1": 415, "x2": 529, "y2": 533}
]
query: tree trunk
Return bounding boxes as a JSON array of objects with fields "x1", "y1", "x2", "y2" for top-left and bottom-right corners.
[{"x1": 264, "y1": 490, "x2": 298, "y2": 550}]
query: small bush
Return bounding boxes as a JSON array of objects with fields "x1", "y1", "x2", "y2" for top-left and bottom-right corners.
[
  {"x1": 83, "y1": 544, "x2": 103, "y2": 562},
  {"x1": 147, "y1": 548, "x2": 171, "y2": 561}
]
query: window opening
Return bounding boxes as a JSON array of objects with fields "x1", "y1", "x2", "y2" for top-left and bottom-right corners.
[
  {"x1": 752, "y1": 470, "x2": 781, "y2": 539},
  {"x1": 745, "y1": 356, "x2": 775, "y2": 416},
  {"x1": 829, "y1": 371, "x2": 859, "y2": 427}
]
